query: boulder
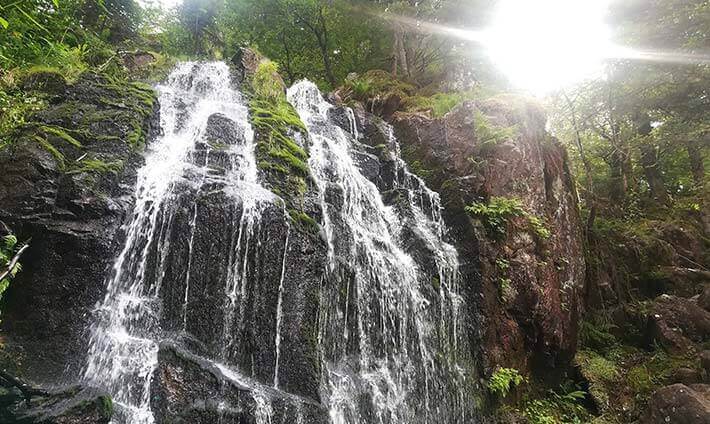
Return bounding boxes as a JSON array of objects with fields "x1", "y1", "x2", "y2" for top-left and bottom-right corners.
[
  {"x1": 699, "y1": 284, "x2": 710, "y2": 311},
  {"x1": 639, "y1": 384, "x2": 710, "y2": 424},
  {"x1": 648, "y1": 295, "x2": 710, "y2": 351}
]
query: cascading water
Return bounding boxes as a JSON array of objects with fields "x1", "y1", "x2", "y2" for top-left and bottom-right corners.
[
  {"x1": 83, "y1": 62, "x2": 278, "y2": 423},
  {"x1": 287, "y1": 81, "x2": 474, "y2": 424},
  {"x1": 81, "y1": 61, "x2": 474, "y2": 424}
]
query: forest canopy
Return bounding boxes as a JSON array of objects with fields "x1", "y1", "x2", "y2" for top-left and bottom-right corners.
[{"x1": 0, "y1": 0, "x2": 708, "y2": 234}]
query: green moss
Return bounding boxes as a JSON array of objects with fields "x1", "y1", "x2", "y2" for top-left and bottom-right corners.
[
  {"x1": 289, "y1": 210, "x2": 320, "y2": 234},
  {"x1": 248, "y1": 66, "x2": 311, "y2": 213},
  {"x1": 40, "y1": 125, "x2": 82, "y2": 148},
  {"x1": 575, "y1": 349, "x2": 620, "y2": 410},
  {"x1": 69, "y1": 158, "x2": 124, "y2": 175},
  {"x1": 97, "y1": 395, "x2": 113, "y2": 420},
  {"x1": 402, "y1": 90, "x2": 478, "y2": 117},
  {"x1": 431, "y1": 275, "x2": 441, "y2": 291},
  {"x1": 33, "y1": 135, "x2": 66, "y2": 169}
]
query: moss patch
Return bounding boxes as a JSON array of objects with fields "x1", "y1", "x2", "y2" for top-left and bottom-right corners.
[{"x1": 248, "y1": 60, "x2": 314, "y2": 223}]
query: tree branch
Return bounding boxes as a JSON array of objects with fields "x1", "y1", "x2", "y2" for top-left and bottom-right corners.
[{"x1": 0, "y1": 244, "x2": 28, "y2": 283}]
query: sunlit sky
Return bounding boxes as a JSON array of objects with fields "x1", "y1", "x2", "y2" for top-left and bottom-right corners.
[
  {"x1": 483, "y1": 0, "x2": 613, "y2": 94},
  {"x1": 146, "y1": 0, "x2": 620, "y2": 94}
]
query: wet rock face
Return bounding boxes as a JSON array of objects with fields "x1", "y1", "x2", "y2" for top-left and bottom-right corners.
[
  {"x1": 0, "y1": 73, "x2": 160, "y2": 384},
  {"x1": 151, "y1": 344, "x2": 329, "y2": 424},
  {"x1": 391, "y1": 97, "x2": 586, "y2": 375},
  {"x1": 0, "y1": 383, "x2": 113, "y2": 424},
  {"x1": 639, "y1": 384, "x2": 710, "y2": 424}
]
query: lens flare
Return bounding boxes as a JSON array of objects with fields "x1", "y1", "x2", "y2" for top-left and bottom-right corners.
[{"x1": 380, "y1": 0, "x2": 709, "y2": 95}]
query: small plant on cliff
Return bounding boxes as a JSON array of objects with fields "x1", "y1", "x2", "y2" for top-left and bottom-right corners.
[
  {"x1": 0, "y1": 235, "x2": 22, "y2": 311},
  {"x1": 488, "y1": 367, "x2": 525, "y2": 397},
  {"x1": 252, "y1": 60, "x2": 285, "y2": 101},
  {"x1": 473, "y1": 110, "x2": 518, "y2": 145},
  {"x1": 466, "y1": 197, "x2": 550, "y2": 240}
]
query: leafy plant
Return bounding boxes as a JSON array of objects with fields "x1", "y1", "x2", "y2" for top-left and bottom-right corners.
[
  {"x1": 473, "y1": 110, "x2": 518, "y2": 145},
  {"x1": 466, "y1": 197, "x2": 551, "y2": 240},
  {"x1": 252, "y1": 60, "x2": 285, "y2": 101},
  {"x1": 0, "y1": 234, "x2": 22, "y2": 307},
  {"x1": 488, "y1": 367, "x2": 525, "y2": 397}
]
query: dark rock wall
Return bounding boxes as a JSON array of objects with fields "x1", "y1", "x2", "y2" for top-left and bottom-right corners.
[{"x1": 0, "y1": 73, "x2": 160, "y2": 384}]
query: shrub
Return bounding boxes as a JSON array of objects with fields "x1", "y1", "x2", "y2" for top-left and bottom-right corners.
[
  {"x1": 0, "y1": 235, "x2": 22, "y2": 309},
  {"x1": 488, "y1": 367, "x2": 525, "y2": 397},
  {"x1": 466, "y1": 197, "x2": 551, "y2": 240},
  {"x1": 252, "y1": 60, "x2": 285, "y2": 102},
  {"x1": 473, "y1": 110, "x2": 518, "y2": 145}
]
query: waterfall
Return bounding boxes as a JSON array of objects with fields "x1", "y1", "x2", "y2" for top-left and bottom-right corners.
[
  {"x1": 287, "y1": 81, "x2": 473, "y2": 424},
  {"x1": 81, "y1": 62, "x2": 474, "y2": 424},
  {"x1": 83, "y1": 62, "x2": 276, "y2": 423}
]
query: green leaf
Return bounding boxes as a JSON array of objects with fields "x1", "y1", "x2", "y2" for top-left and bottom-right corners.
[
  {"x1": 3, "y1": 235, "x2": 17, "y2": 250},
  {"x1": 0, "y1": 16, "x2": 8, "y2": 29},
  {"x1": 52, "y1": 0, "x2": 59, "y2": 8},
  {"x1": 15, "y1": 6, "x2": 48, "y2": 32}
]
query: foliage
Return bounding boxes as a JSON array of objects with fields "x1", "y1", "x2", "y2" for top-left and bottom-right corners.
[
  {"x1": 473, "y1": 110, "x2": 519, "y2": 145},
  {"x1": 579, "y1": 319, "x2": 618, "y2": 350},
  {"x1": 0, "y1": 234, "x2": 22, "y2": 311},
  {"x1": 488, "y1": 367, "x2": 525, "y2": 398},
  {"x1": 402, "y1": 90, "x2": 478, "y2": 117},
  {"x1": 548, "y1": 0, "x2": 709, "y2": 230},
  {"x1": 523, "y1": 384, "x2": 590, "y2": 424},
  {"x1": 466, "y1": 197, "x2": 551, "y2": 240},
  {"x1": 252, "y1": 60, "x2": 285, "y2": 101},
  {"x1": 345, "y1": 70, "x2": 416, "y2": 101}
]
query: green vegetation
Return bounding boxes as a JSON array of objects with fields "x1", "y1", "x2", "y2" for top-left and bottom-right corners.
[
  {"x1": 402, "y1": 90, "x2": 478, "y2": 117},
  {"x1": 473, "y1": 110, "x2": 519, "y2": 145},
  {"x1": 249, "y1": 60, "x2": 317, "y2": 231},
  {"x1": 521, "y1": 384, "x2": 590, "y2": 424},
  {"x1": 288, "y1": 210, "x2": 319, "y2": 234},
  {"x1": 488, "y1": 367, "x2": 525, "y2": 398},
  {"x1": 345, "y1": 70, "x2": 416, "y2": 102},
  {"x1": 466, "y1": 197, "x2": 551, "y2": 240},
  {"x1": 0, "y1": 235, "x2": 22, "y2": 317}
]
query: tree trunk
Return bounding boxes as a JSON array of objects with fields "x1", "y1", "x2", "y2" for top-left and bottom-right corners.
[
  {"x1": 563, "y1": 92, "x2": 596, "y2": 232},
  {"x1": 686, "y1": 138, "x2": 705, "y2": 188},
  {"x1": 635, "y1": 115, "x2": 669, "y2": 205},
  {"x1": 392, "y1": 28, "x2": 409, "y2": 78},
  {"x1": 639, "y1": 143, "x2": 670, "y2": 205},
  {"x1": 609, "y1": 149, "x2": 627, "y2": 204}
]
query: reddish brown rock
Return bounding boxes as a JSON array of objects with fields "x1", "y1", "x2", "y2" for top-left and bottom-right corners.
[
  {"x1": 391, "y1": 97, "x2": 586, "y2": 375},
  {"x1": 648, "y1": 295, "x2": 710, "y2": 352},
  {"x1": 639, "y1": 384, "x2": 710, "y2": 424},
  {"x1": 699, "y1": 284, "x2": 710, "y2": 311}
]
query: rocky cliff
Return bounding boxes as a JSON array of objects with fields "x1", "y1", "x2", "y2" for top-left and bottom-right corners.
[{"x1": 0, "y1": 57, "x2": 589, "y2": 423}]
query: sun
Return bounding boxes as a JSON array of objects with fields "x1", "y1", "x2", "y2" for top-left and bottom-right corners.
[{"x1": 483, "y1": 0, "x2": 613, "y2": 95}]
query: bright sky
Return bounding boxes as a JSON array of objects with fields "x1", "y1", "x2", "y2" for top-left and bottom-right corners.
[
  {"x1": 483, "y1": 0, "x2": 613, "y2": 95},
  {"x1": 140, "y1": 0, "x2": 181, "y2": 9},
  {"x1": 143, "y1": 0, "x2": 618, "y2": 95}
]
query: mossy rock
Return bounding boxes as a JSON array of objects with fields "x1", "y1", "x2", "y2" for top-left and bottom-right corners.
[{"x1": 20, "y1": 67, "x2": 68, "y2": 95}]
